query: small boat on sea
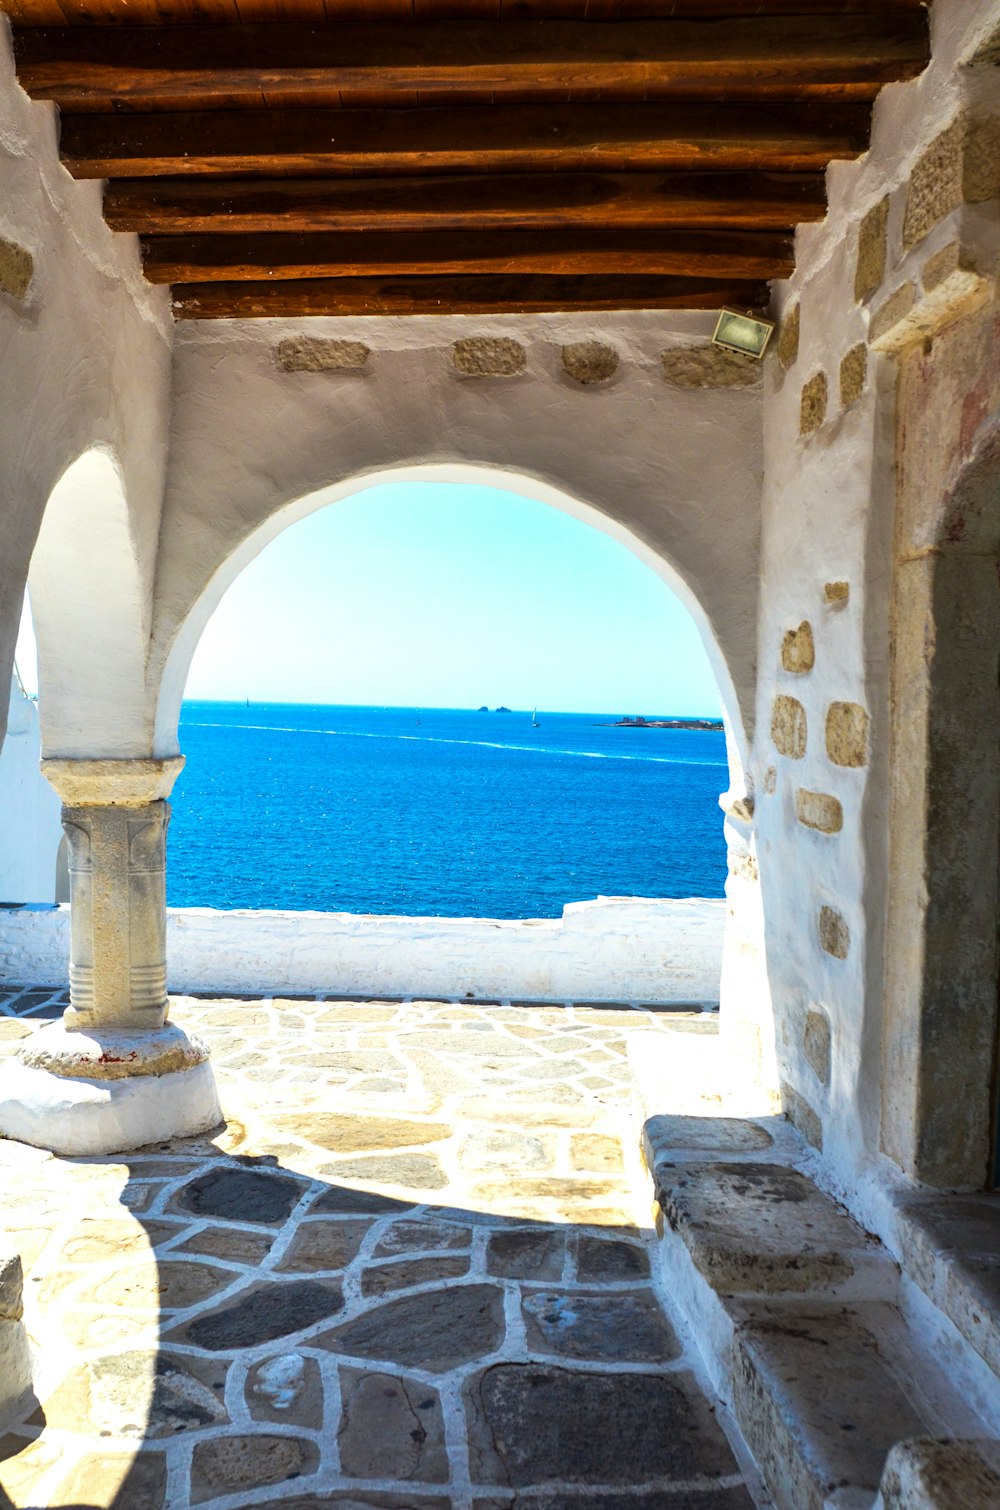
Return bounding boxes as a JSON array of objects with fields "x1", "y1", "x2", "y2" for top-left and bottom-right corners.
[{"x1": 531, "y1": 707, "x2": 540, "y2": 728}]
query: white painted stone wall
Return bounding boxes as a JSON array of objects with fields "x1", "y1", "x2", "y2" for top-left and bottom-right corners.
[
  {"x1": 0, "y1": 895, "x2": 724, "y2": 1004},
  {"x1": 0, "y1": 676, "x2": 61, "y2": 903},
  {"x1": 0, "y1": 18, "x2": 171, "y2": 757},
  {"x1": 752, "y1": 0, "x2": 1000, "y2": 1191}
]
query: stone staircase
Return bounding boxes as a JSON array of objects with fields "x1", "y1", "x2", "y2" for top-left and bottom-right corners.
[{"x1": 637, "y1": 1108, "x2": 1000, "y2": 1509}]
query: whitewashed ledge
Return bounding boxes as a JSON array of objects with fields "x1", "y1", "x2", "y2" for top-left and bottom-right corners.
[{"x1": 0, "y1": 896, "x2": 724, "y2": 1004}]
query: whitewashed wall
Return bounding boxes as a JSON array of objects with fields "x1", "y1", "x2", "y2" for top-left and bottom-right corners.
[
  {"x1": 0, "y1": 676, "x2": 61, "y2": 903},
  {"x1": 0, "y1": 895, "x2": 724, "y2": 1003}
]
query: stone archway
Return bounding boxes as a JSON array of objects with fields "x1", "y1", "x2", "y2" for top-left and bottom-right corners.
[{"x1": 147, "y1": 463, "x2": 778, "y2": 1105}]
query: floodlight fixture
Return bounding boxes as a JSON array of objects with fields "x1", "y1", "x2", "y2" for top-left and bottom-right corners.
[{"x1": 712, "y1": 309, "x2": 776, "y2": 360}]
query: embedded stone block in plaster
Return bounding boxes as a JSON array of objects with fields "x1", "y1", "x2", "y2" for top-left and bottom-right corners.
[
  {"x1": 839, "y1": 343, "x2": 868, "y2": 410},
  {"x1": 770, "y1": 695, "x2": 806, "y2": 759},
  {"x1": 781, "y1": 1080, "x2": 823, "y2": 1150},
  {"x1": 799, "y1": 372, "x2": 827, "y2": 436},
  {"x1": 880, "y1": 1439, "x2": 1000, "y2": 1510},
  {"x1": 0, "y1": 239, "x2": 33, "y2": 301},
  {"x1": 275, "y1": 337, "x2": 369, "y2": 373},
  {"x1": 870, "y1": 264, "x2": 990, "y2": 355},
  {"x1": 796, "y1": 790, "x2": 843, "y2": 834},
  {"x1": 561, "y1": 341, "x2": 618, "y2": 385},
  {"x1": 818, "y1": 905, "x2": 850, "y2": 959},
  {"x1": 776, "y1": 304, "x2": 799, "y2": 371},
  {"x1": 452, "y1": 337, "x2": 526, "y2": 377},
  {"x1": 826, "y1": 701, "x2": 869, "y2": 767},
  {"x1": 802, "y1": 1009, "x2": 831, "y2": 1086},
  {"x1": 659, "y1": 344, "x2": 760, "y2": 389},
  {"x1": 903, "y1": 119, "x2": 965, "y2": 249},
  {"x1": 903, "y1": 115, "x2": 1000, "y2": 250},
  {"x1": 780, "y1": 621, "x2": 814, "y2": 675},
  {"x1": 824, "y1": 580, "x2": 850, "y2": 607},
  {"x1": 854, "y1": 196, "x2": 889, "y2": 303},
  {"x1": 763, "y1": 766, "x2": 777, "y2": 795},
  {"x1": 869, "y1": 281, "x2": 918, "y2": 347},
  {"x1": 0, "y1": 1024, "x2": 222, "y2": 1156}
]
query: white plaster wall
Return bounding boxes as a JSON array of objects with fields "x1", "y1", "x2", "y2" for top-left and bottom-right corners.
[
  {"x1": 753, "y1": 0, "x2": 1000, "y2": 1187},
  {"x1": 0, "y1": 895, "x2": 724, "y2": 1003},
  {"x1": 0, "y1": 18, "x2": 172, "y2": 757},
  {"x1": 0, "y1": 675, "x2": 61, "y2": 902},
  {"x1": 148, "y1": 312, "x2": 764, "y2": 774}
]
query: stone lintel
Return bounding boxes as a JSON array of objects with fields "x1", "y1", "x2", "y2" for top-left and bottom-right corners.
[{"x1": 41, "y1": 757, "x2": 185, "y2": 807}]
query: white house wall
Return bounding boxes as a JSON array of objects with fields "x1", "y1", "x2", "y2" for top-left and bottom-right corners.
[
  {"x1": 0, "y1": 675, "x2": 61, "y2": 903},
  {"x1": 0, "y1": 17, "x2": 172, "y2": 757}
]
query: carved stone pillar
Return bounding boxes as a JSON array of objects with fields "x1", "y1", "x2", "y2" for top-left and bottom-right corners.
[{"x1": 0, "y1": 758, "x2": 222, "y2": 1155}]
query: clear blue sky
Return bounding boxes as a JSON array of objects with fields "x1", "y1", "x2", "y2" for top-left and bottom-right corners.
[{"x1": 19, "y1": 481, "x2": 723, "y2": 716}]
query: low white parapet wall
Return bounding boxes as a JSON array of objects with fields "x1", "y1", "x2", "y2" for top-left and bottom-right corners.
[{"x1": 0, "y1": 896, "x2": 724, "y2": 1004}]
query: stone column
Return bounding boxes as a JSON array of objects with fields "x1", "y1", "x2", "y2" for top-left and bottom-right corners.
[{"x1": 0, "y1": 758, "x2": 222, "y2": 1155}]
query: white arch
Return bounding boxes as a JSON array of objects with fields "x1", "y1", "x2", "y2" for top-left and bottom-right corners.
[
  {"x1": 152, "y1": 462, "x2": 751, "y2": 791},
  {"x1": 29, "y1": 448, "x2": 152, "y2": 759}
]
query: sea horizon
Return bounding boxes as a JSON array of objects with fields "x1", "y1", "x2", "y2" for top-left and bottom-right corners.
[{"x1": 169, "y1": 701, "x2": 729, "y2": 918}]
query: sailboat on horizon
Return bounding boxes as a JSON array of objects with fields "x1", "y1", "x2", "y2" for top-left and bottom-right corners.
[{"x1": 531, "y1": 707, "x2": 540, "y2": 728}]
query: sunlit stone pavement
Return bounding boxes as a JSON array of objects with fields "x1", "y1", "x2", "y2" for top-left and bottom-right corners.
[{"x1": 0, "y1": 987, "x2": 755, "y2": 1510}]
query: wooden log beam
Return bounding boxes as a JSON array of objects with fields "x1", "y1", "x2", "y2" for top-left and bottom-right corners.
[
  {"x1": 170, "y1": 272, "x2": 772, "y2": 317},
  {"x1": 60, "y1": 100, "x2": 871, "y2": 178},
  {"x1": 14, "y1": 16, "x2": 929, "y2": 111},
  {"x1": 140, "y1": 226, "x2": 794, "y2": 281},
  {"x1": 105, "y1": 171, "x2": 827, "y2": 234},
  {"x1": 0, "y1": 1, "x2": 934, "y2": 25}
]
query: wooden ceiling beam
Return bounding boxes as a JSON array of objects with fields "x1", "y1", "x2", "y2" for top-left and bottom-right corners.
[
  {"x1": 105, "y1": 171, "x2": 827, "y2": 234},
  {"x1": 0, "y1": 1, "x2": 933, "y2": 25},
  {"x1": 140, "y1": 226, "x2": 794, "y2": 281},
  {"x1": 170, "y1": 272, "x2": 772, "y2": 318},
  {"x1": 60, "y1": 100, "x2": 871, "y2": 177},
  {"x1": 14, "y1": 16, "x2": 929, "y2": 111}
]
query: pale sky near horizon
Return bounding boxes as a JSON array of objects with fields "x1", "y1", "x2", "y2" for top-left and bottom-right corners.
[{"x1": 16, "y1": 481, "x2": 723, "y2": 717}]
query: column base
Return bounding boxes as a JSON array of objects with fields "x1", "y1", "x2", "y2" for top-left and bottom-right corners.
[{"x1": 0, "y1": 1022, "x2": 222, "y2": 1156}]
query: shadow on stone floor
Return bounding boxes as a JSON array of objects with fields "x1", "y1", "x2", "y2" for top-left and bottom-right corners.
[{"x1": 0, "y1": 1133, "x2": 753, "y2": 1510}]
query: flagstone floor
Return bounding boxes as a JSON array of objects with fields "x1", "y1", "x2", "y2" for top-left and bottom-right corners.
[{"x1": 0, "y1": 987, "x2": 757, "y2": 1510}]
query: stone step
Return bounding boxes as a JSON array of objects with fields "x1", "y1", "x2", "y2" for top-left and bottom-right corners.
[
  {"x1": 652, "y1": 1155, "x2": 882, "y2": 1296},
  {"x1": 732, "y1": 1304, "x2": 964, "y2": 1510},
  {"x1": 638, "y1": 1116, "x2": 1000, "y2": 1510},
  {"x1": 895, "y1": 1191, "x2": 1000, "y2": 1385},
  {"x1": 879, "y1": 1437, "x2": 1000, "y2": 1508}
]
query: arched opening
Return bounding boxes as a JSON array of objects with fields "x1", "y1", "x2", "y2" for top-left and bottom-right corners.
[
  {"x1": 150, "y1": 464, "x2": 776, "y2": 1098},
  {"x1": 169, "y1": 478, "x2": 729, "y2": 920}
]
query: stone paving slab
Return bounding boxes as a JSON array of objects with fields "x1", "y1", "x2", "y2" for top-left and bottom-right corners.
[{"x1": 0, "y1": 987, "x2": 751, "y2": 1510}]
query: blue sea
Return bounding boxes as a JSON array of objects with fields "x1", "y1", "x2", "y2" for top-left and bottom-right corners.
[{"x1": 168, "y1": 703, "x2": 729, "y2": 918}]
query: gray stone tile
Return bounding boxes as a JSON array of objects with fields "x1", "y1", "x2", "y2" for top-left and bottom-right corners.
[
  {"x1": 521, "y1": 1289, "x2": 680, "y2": 1363},
  {"x1": 172, "y1": 1279, "x2": 345, "y2": 1350},
  {"x1": 575, "y1": 1235, "x2": 650, "y2": 1282},
  {"x1": 466, "y1": 1365, "x2": 741, "y2": 1487},
  {"x1": 316, "y1": 1284, "x2": 505, "y2": 1372},
  {"x1": 487, "y1": 1229, "x2": 565, "y2": 1281},
  {"x1": 173, "y1": 1166, "x2": 307, "y2": 1225},
  {"x1": 339, "y1": 1367, "x2": 449, "y2": 1482}
]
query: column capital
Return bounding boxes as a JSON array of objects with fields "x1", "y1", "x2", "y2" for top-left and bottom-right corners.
[{"x1": 41, "y1": 756, "x2": 185, "y2": 807}]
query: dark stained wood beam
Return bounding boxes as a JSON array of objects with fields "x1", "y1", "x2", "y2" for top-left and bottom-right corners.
[
  {"x1": 140, "y1": 226, "x2": 793, "y2": 281},
  {"x1": 170, "y1": 272, "x2": 772, "y2": 318},
  {"x1": 14, "y1": 16, "x2": 929, "y2": 111},
  {"x1": 0, "y1": 1, "x2": 934, "y2": 25},
  {"x1": 105, "y1": 171, "x2": 827, "y2": 234},
  {"x1": 60, "y1": 100, "x2": 871, "y2": 177}
]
